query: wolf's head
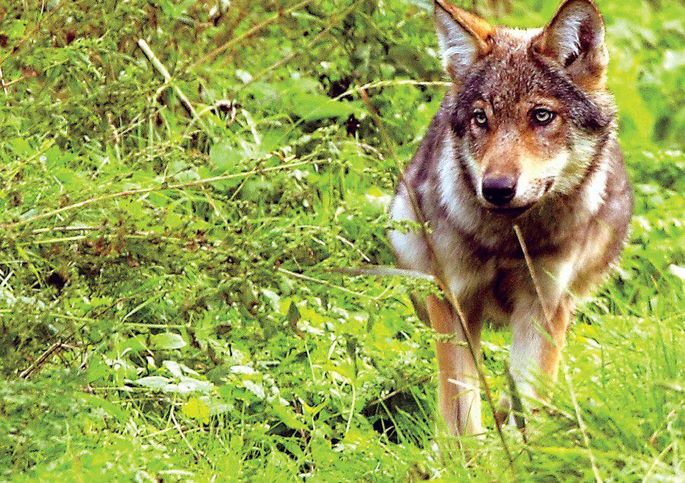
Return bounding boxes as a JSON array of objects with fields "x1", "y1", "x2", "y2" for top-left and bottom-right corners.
[{"x1": 435, "y1": 0, "x2": 616, "y2": 215}]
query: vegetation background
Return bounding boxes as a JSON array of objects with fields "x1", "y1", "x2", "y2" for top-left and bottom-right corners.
[{"x1": 0, "y1": 0, "x2": 683, "y2": 480}]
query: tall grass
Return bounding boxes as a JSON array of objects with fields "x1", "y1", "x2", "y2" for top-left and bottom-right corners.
[{"x1": 0, "y1": 0, "x2": 683, "y2": 480}]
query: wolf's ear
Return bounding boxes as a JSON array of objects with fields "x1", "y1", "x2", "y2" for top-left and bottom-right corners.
[
  {"x1": 534, "y1": 0, "x2": 608, "y2": 89},
  {"x1": 434, "y1": 0, "x2": 492, "y2": 82}
]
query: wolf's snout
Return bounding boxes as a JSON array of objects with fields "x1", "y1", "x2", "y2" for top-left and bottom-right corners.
[{"x1": 482, "y1": 176, "x2": 516, "y2": 206}]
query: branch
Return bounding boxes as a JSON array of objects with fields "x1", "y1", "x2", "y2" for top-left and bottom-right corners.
[{"x1": 137, "y1": 39, "x2": 208, "y2": 134}]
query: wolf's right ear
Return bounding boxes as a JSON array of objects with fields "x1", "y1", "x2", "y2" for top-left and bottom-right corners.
[{"x1": 434, "y1": 0, "x2": 492, "y2": 82}]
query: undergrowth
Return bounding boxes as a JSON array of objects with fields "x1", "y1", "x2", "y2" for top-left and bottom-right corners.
[{"x1": 0, "y1": 0, "x2": 683, "y2": 481}]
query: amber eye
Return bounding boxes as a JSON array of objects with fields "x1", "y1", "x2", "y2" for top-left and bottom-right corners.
[
  {"x1": 532, "y1": 108, "x2": 555, "y2": 126},
  {"x1": 472, "y1": 108, "x2": 488, "y2": 128}
]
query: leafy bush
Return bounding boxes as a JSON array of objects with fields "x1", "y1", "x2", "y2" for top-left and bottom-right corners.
[{"x1": 0, "y1": 0, "x2": 683, "y2": 480}]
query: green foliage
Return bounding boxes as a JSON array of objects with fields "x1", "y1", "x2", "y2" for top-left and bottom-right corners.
[{"x1": 0, "y1": 0, "x2": 683, "y2": 481}]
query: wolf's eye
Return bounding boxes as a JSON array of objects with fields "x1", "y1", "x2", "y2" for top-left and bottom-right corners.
[
  {"x1": 472, "y1": 109, "x2": 488, "y2": 128},
  {"x1": 532, "y1": 108, "x2": 555, "y2": 126}
]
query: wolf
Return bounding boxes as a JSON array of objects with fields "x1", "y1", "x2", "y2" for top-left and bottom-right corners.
[{"x1": 389, "y1": 0, "x2": 633, "y2": 435}]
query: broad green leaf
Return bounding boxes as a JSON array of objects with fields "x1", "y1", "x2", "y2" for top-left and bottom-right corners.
[
  {"x1": 151, "y1": 333, "x2": 186, "y2": 350},
  {"x1": 133, "y1": 376, "x2": 171, "y2": 390},
  {"x1": 288, "y1": 92, "x2": 357, "y2": 121},
  {"x1": 182, "y1": 397, "x2": 211, "y2": 424},
  {"x1": 272, "y1": 403, "x2": 305, "y2": 430}
]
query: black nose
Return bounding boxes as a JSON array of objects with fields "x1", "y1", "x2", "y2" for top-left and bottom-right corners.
[{"x1": 482, "y1": 176, "x2": 516, "y2": 206}]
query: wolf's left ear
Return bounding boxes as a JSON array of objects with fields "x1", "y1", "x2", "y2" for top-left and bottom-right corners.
[
  {"x1": 534, "y1": 0, "x2": 608, "y2": 89},
  {"x1": 434, "y1": 0, "x2": 493, "y2": 82}
]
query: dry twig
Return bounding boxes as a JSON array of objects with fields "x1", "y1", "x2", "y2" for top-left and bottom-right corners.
[
  {"x1": 137, "y1": 39, "x2": 207, "y2": 134},
  {"x1": 19, "y1": 341, "x2": 64, "y2": 379}
]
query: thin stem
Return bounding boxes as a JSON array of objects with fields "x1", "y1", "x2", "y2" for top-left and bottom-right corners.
[
  {"x1": 277, "y1": 267, "x2": 376, "y2": 300},
  {"x1": 356, "y1": 83, "x2": 516, "y2": 470},
  {"x1": 513, "y1": 225, "x2": 554, "y2": 324},
  {"x1": 514, "y1": 224, "x2": 603, "y2": 483},
  {"x1": 2, "y1": 159, "x2": 314, "y2": 229},
  {"x1": 334, "y1": 79, "x2": 451, "y2": 102},
  {"x1": 563, "y1": 363, "x2": 604, "y2": 483}
]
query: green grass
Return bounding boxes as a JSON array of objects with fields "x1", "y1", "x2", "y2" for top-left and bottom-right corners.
[{"x1": 1, "y1": 0, "x2": 684, "y2": 481}]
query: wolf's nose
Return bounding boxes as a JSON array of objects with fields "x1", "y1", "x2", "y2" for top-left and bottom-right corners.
[{"x1": 482, "y1": 176, "x2": 516, "y2": 206}]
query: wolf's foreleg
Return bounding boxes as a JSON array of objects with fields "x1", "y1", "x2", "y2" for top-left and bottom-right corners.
[
  {"x1": 509, "y1": 296, "x2": 572, "y2": 403},
  {"x1": 427, "y1": 294, "x2": 484, "y2": 436}
]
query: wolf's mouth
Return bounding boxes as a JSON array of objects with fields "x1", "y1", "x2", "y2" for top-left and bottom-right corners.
[{"x1": 487, "y1": 204, "x2": 534, "y2": 217}]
